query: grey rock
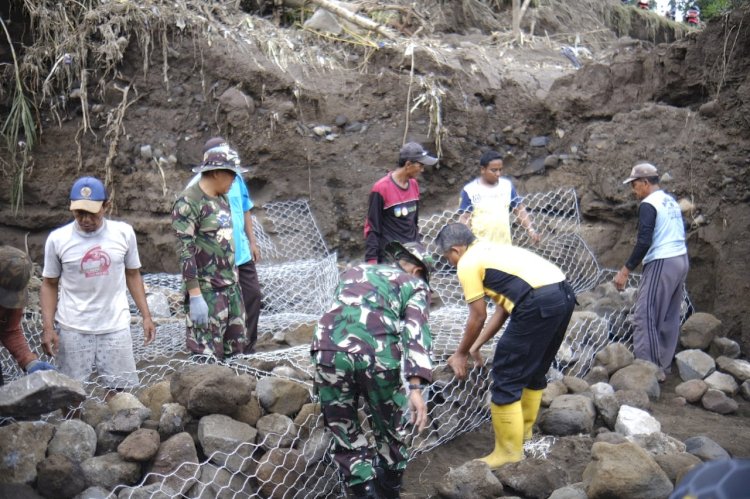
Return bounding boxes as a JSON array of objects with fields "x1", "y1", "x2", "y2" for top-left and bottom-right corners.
[
  {"x1": 159, "y1": 402, "x2": 190, "y2": 438},
  {"x1": 95, "y1": 420, "x2": 127, "y2": 454},
  {"x1": 700, "y1": 388, "x2": 738, "y2": 414},
  {"x1": 80, "y1": 400, "x2": 112, "y2": 428},
  {"x1": 596, "y1": 431, "x2": 628, "y2": 445},
  {"x1": 549, "y1": 484, "x2": 587, "y2": 499},
  {"x1": 545, "y1": 435, "x2": 594, "y2": 483},
  {"x1": 716, "y1": 356, "x2": 750, "y2": 382},
  {"x1": 73, "y1": 486, "x2": 111, "y2": 499},
  {"x1": 542, "y1": 380, "x2": 568, "y2": 406},
  {"x1": 584, "y1": 366, "x2": 610, "y2": 385},
  {"x1": 344, "y1": 121, "x2": 364, "y2": 133},
  {"x1": 334, "y1": 114, "x2": 348, "y2": 127},
  {"x1": 255, "y1": 448, "x2": 306, "y2": 499},
  {"x1": 48, "y1": 419, "x2": 97, "y2": 464},
  {"x1": 698, "y1": 100, "x2": 720, "y2": 117},
  {"x1": 703, "y1": 371, "x2": 738, "y2": 395},
  {"x1": 256, "y1": 377, "x2": 311, "y2": 416},
  {"x1": 303, "y1": 8, "x2": 343, "y2": 35},
  {"x1": 218, "y1": 87, "x2": 255, "y2": 114},
  {"x1": 593, "y1": 394, "x2": 620, "y2": 429},
  {"x1": 583, "y1": 442, "x2": 673, "y2": 499},
  {"x1": 562, "y1": 376, "x2": 589, "y2": 393},
  {"x1": 654, "y1": 452, "x2": 702, "y2": 484},
  {"x1": 36, "y1": 454, "x2": 86, "y2": 499},
  {"x1": 232, "y1": 394, "x2": 264, "y2": 427},
  {"x1": 0, "y1": 483, "x2": 44, "y2": 498},
  {"x1": 544, "y1": 155, "x2": 560, "y2": 168},
  {"x1": 108, "y1": 392, "x2": 147, "y2": 413},
  {"x1": 170, "y1": 365, "x2": 255, "y2": 417},
  {"x1": 674, "y1": 379, "x2": 708, "y2": 403},
  {"x1": 610, "y1": 363, "x2": 660, "y2": 400},
  {"x1": 298, "y1": 426, "x2": 331, "y2": 463},
  {"x1": 0, "y1": 371, "x2": 86, "y2": 417},
  {"x1": 111, "y1": 407, "x2": 151, "y2": 433},
  {"x1": 81, "y1": 453, "x2": 141, "y2": 489},
  {"x1": 495, "y1": 459, "x2": 569, "y2": 498},
  {"x1": 117, "y1": 483, "x2": 175, "y2": 499},
  {"x1": 530, "y1": 136, "x2": 550, "y2": 147},
  {"x1": 595, "y1": 343, "x2": 634, "y2": 375},
  {"x1": 684, "y1": 435, "x2": 730, "y2": 461},
  {"x1": 146, "y1": 292, "x2": 171, "y2": 318},
  {"x1": 615, "y1": 405, "x2": 660, "y2": 436},
  {"x1": 540, "y1": 395, "x2": 596, "y2": 436},
  {"x1": 675, "y1": 350, "x2": 716, "y2": 381},
  {"x1": 680, "y1": 312, "x2": 722, "y2": 350},
  {"x1": 293, "y1": 402, "x2": 322, "y2": 439},
  {"x1": 615, "y1": 389, "x2": 651, "y2": 411},
  {"x1": 145, "y1": 432, "x2": 200, "y2": 495},
  {"x1": 0, "y1": 421, "x2": 55, "y2": 483},
  {"x1": 590, "y1": 382, "x2": 614, "y2": 401},
  {"x1": 709, "y1": 337, "x2": 741, "y2": 359},
  {"x1": 138, "y1": 380, "x2": 172, "y2": 417},
  {"x1": 118, "y1": 428, "x2": 160, "y2": 462},
  {"x1": 139, "y1": 144, "x2": 152, "y2": 159},
  {"x1": 435, "y1": 459, "x2": 504, "y2": 498},
  {"x1": 256, "y1": 413, "x2": 296, "y2": 450},
  {"x1": 628, "y1": 432, "x2": 686, "y2": 456},
  {"x1": 198, "y1": 414, "x2": 257, "y2": 473},
  {"x1": 187, "y1": 463, "x2": 246, "y2": 499},
  {"x1": 741, "y1": 380, "x2": 750, "y2": 401}
]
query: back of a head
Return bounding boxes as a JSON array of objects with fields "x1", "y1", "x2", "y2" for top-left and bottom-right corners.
[
  {"x1": 435, "y1": 223, "x2": 476, "y2": 253},
  {"x1": 0, "y1": 246, "x2": 33, "y2": 309}
]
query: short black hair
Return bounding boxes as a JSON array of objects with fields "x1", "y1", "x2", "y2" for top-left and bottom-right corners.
[
  {"x1": 480, "y1": 150, "x2": 504, "y2": 167},
  {"x1": 642, "y1": 176, "x2": 660, "y2": 185},
  {"x1": 435, "y1": 223, "x2": 476, "y2": 254}
]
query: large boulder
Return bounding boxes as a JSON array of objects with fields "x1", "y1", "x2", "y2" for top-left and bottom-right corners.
[
  {"x1": 741, "y1": 380, "x2": 750, "y2": 401},
  {"x1": 197, "y1": 414, "x2": 257, "y2": 473},
  {"x1": 435, "y1": 460, "x2": 504, "y2": 498},
  {"x1": 539, "y1": 394, "x2": 596, "y2": 436},
  {"x1": 293, "y1": 402, "x2": 322, "y2": 439},
  {"x1": 95, "y1": 420, "x2": 128, "y2": 455},
  {"x1": 110, "y1": 407, "x2": 151, "y2": 433},
  {"x1": 700, "y1": 389, "x2": 738, "y2": 414},
  {"x1": 36, "y1": 454, "x2": 87, "y2": 499},
  {"x1": 170, "y1": 365, "x2": 255, "y2": 417},
  {"x1": 137, "y1": 380, "x2": 173, "y2": 417},
  {"x1": 594, "y1": 343, "x2": 634, "y2": 375},
  {"x1": 609, "y1": 362, "x2": 660, "y2": 400},
  {"x1": 709, "y1": 337, "x2": 741, "y2": 359},
  {"x1": 158, "y1": 403, "x2": 191, "y2": 438},
  {"x1": 256, "y1": 377, "x2": 311, "y2": 417},
  {"x1": 680, "y1": 313, "x2": 721, "y2": 350},
  {"x1": 47, "y1": 419, "x2": 97, "y2": 464},
  {"x1": 675, "y1": 350, "x2": 715, "y2": 381},
  {"x1": 118, "y1": 428, "x2": 160, "y2": 462},
  {"x1": 674, "y1": 379, "x2": 708, "y2": 403},
  {"x1": 232, "y1": 394, "x2": 264, "y2": 427},
  {"x1": 615, "y1": 405, "x2": 660, "y2": 437},
  {"x1": 0, "y1": 371, "x2": 86, "y2": 417},
  {"x1": 256, "y1": 413, "x2": 296, "y2": 450},
  {"x1": 684, "y1": 436, "x2": 730, "y2": 461},
  {"x1": 494, "y1": 459, "x2": 569, "y2": 498},
  {"x1": 0, "y1": 421, "x2": 56, "y2": 484},
  {"x1": 716, "y1": 356, "x2": 750, "y2": 383},
  {"x1": 654, "y1": 452, "x2": 702, "y2": 484},
  {"x1": 542, "y1": 380, "x2": 568, "y2": 406},
  {"x1": 108, "y1": 393, "x2": 147, "y2": 413},
  {"x1": 80, "y1": 400, "x2": 112, "y2": 429},
  {"x1": 628, "y1": 432, "x2": 686, "y2": 456},
  {"x1": 145, "y1": 432, "x2": 200, "y2": 494},
  {"x1": 582, "y1": 442, "x2": 673, "y2": 499},
  {"x1": 703, "y1": 371, "x2": 739, "y2": 395},
  {"x1": 255, "y1": 448, "x2": 306, "y2": 499},
  {"x1": 80, "y1": 453, "x2": 141, "y2": 489},
  {"x1": 298, "y1": 426, "x2": 331, "y2": 463}
]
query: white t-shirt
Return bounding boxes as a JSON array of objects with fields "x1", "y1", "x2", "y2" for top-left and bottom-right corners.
[
  {"x1": 43, "y1": 219, "x2": 141, "y2": 333},
  {"x1": 642, "y1": 189, "x2": 687, "y2": 264}
]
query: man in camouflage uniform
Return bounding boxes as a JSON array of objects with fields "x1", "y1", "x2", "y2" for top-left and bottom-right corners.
[
  {"x1": 311, "y1": 241, "x2": 434, "y2": 499},
  {"x1": 171, "y1": 145, "x2": 248, "y2": 359}
]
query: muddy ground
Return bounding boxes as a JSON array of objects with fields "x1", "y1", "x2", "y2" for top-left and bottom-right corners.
[{"x1": 1, "y1": 0, "x2": 750, "y2": 496}]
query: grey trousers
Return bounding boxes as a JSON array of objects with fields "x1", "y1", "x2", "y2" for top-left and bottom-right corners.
[{"x1": 633, "y1": 253, "x2": 689, "y2": 371}]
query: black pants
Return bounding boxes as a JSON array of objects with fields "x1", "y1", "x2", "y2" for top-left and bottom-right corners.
[
  {"x1": 491, "y1": 281, "x2": 576, "y2": 405},
  {"x1": 238, "y1": 261, "x2": 262, "y2": 353}
]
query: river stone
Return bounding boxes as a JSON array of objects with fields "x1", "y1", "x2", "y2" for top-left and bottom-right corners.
[
  {"x1": 0, "y1": 371, "x2": 86, "y2": 417},
  {"x1": 542, "y1": 380, "x2": 568, "y2": 406},
  {"x1": 299, "y1": 426, "x2": 332, "y2": 463},
  {"x1": 548, "y1": 483, "x2": 587, "y2": 499},
  {"x1": 674, "y1": 379, "x2": 708, "y2": 403},
  {"x1": 256, "y1": 413, "x2": 296, "y2": 450},
  {"x1": 539, "y1": 395, "x2": 596, "y2": 436},
  {"x1": 232, "y1": 393, "x2": 264, "y2": 427},
  {"x1": 170, "y1": 365, "x2": 255, "y2": 417},
  {"x1": 675, "y1": 350, "x2": 716, "y2": 381},
  {"x1": 654, "y1": 452, "x2": 702, "y2": 484},
  {"x1": 684, "y1": 435, "x2": 730, "y2": 461},
  {"x1": 138, "y1": 380, "x2": 173, "y2": 416},
  {"x1": 116, "y1": 483, "x2": 175, "y2": 499},
  {"x1": 187, "y1": 463, "x2": 246, "y2": 499},
  {"x1": 159, "y1": 402, "x2": 191, "y2": 438},
  {"x1": 80, "y1": 400, "x2": 112, "y2": 429},
  {"x1": 716, "y1": 356, "x2": 750, "y2": 382},
  {"x1": 255, "y1": 448, "x2": 307, "y2": 499},
  {"x1": 110, "y1": 407, "x2": 151, "y2": 433},
  {"x1": 609, "y1": 362, "x2": 660, "y2": 400},
  {"x1": 108, "y1": 392, "x2": 147, "y2": 413},
  {"x1": 703, "y1": 371, "x2": 738, "y2": 395},
  {"x1": 741, "y1": 380, "x2": 750, "y2": 401},
  {"x1": 594, "y1": 343, "x2": 634, "y2": 375},
  {"x1": 73, "y1": 486, "x2": 110, "y2": 499},
  {"x1": 256, "y1": 377, "x2": 311, "y2": 417},
  {"x1": 80, "y1": 453, "x2": 140, "y2": 489},
  {"x1": 700, "y1": 389, "x2": 738, "y2": 414},
  {"x1": 0, "y1": 421, "x2": 55, "y2": 484},
  {"x1": 593, "y1": 393, "x2": 620, "y2": 429},
  {"x1": 48, "y1": 419, "x2": 97, "y2": 464},
  {"x1": 562, "y1": 376, "x2": 589, "y2": 393},
  {"x1": 709, "y1": 337, "x2": 741, "y2": 359},
  {"x1": 615, "y1": 405, "x2": 660, "y2": 436},
  {"x1": 584, "y1": 366, "x2": 610, "y2": 385},
  {"x1": 293, "y1": 402, "x2": 322, "y2": 439},
  {"x1": 616, "y1": 389, "x2": 651, "y2": 410},
  {"x1": 198, "y1": 414, "x2": 257, "y2": 473},
  {"x1": 36, "y1": 454, "x2": 86, "y2": 499},
  {"x1": 583, "y1": 442, "x2": 673, "y2": 499},
  {"x1": 596, "y1": 431, "x2": 628, "y2": 445},
  {"x1": 118, "y1": 428, "x2": 160, "y2": 462},
  {"x1": 95, "y1": 420, "x2": 126, "y2": 454},
  {"x1": 680, "y1": 312, "x2": 721, "y2": 350},
  {"x1": 145, "y1": 432, "x2": 199, "y2": 494},
  {"x1": 628, "y1": 431, "x2": 686, "y2": 456},
  {"x1": 495, "y1": 459, "x2": 568, "y2": 498},
  {"x1": 435, "y1": 459, "x2": 504, "y2": 498},
  {"x1": 590, "y1": 382, "x2": 614, "y2": 401},
  {"x1": 146, "y1": 292, "x2": 171, "y2": 318}
]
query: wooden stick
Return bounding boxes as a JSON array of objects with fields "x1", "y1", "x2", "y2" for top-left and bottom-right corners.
[{"x1": 307, "y1": 0, "x2": 398, "y2": 40}]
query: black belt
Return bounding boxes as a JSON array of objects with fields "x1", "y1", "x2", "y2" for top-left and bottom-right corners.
[{"x1": 517, "y1": 281, "x2": 568, "y2": 307}]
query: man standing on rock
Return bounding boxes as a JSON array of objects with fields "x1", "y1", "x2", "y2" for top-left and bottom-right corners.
[
  {"x1": 614, "y1": 162, "x2": 689, "y2": 379},
  {"x1": 458, "y1": 150, "x2": 540, "y2": 245},
  {"x1": 172, "y1": 143, "x2": 249, "y2": 360},
  {"x1": 364, "y1": 142, "x2": 438, "y2": 263},
  {"x1": 0, "y1": 246, "x2": 57, "y2": 385},
  {"x1": 436, "y1": 223, "x2": 575, "y2": 469},
  {"x1": 311, "y1": 241, "x2": 434, "y2": 498},
  {"x1": 41, "y1": 176, "x2": 155, "y2": 389},
  {"x1": 187, "y1": 137, "x2": 262, "y2": 353}
]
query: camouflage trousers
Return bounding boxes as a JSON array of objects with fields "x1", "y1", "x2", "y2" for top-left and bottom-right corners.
[
  {"x1": 185, "y1": 284, "x2": 247, "y2": 359},
  {"x1": 312, "y1": 350, "x2": 409, "y2": 487}
]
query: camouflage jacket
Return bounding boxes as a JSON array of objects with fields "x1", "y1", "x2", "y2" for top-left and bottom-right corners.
[
  {"x1": 311, "y1": 264, "x2": 433, "y2": 383},
  {"x1": 171, "y1": 182, "x2": 237, "y2": 291}
]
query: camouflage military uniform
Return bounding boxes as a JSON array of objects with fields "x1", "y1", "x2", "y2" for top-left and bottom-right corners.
[
  {"x1": 311, "y1": 264, "x2": 433, "y2": 487},
  {"x1": 172, "y1": 182, "x2": 247, "y2": 358}
]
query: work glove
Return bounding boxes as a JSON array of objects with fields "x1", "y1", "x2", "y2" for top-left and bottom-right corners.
[
  {"x1": 189, "y1": 294, "x2": 209, "y2": 327},
  {"x1": 26, "y1": 360, "x2": 57, "y2": 374}
]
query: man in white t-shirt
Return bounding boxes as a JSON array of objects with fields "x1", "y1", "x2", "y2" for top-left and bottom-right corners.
[{"x1": 41, "y1": 176, "x2": 155, "y2": 389}]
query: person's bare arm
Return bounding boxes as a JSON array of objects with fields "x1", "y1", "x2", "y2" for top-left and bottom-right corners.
[
  {"x1": 514, "y1": 203, "x2": 540, "y2": 243},
  {"x1": 447, "y1": 298, "x2": 487, "y2": 379},
  {"x1": 40, "y1": 277, "x2": 60, "y2": 356},
  {"x1": 469, "y1": 305, "x2": 508, "y2": 366},
  {"x1": 125, "y1": 268, "x2": 156, "y2": 345},
  {"x1": 244, "y1": 210, "x2": 261, "y2": 262}
]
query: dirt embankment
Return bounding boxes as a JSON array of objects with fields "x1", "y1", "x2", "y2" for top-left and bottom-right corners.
[{"x1": 0, "y1": 1, "x2": 749, "y2": 351}]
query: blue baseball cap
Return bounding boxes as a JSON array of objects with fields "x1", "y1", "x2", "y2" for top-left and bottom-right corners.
[{"x1": 70, "y1": 176, "x2": 107, "y2": 213}]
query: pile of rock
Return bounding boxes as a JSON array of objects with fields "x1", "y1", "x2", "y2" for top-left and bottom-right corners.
[{"x1": 0, "y1": 364, "x2": 333, "y2": 499}]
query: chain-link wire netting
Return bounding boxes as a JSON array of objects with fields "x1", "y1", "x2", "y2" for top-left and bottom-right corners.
[{"x1": 1, "y1": 191, "x2": 692, "y2": 498}]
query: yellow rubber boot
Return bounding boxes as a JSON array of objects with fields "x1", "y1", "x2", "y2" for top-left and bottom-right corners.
[
  {"x1": 521, "y1": 388, "x2": 544, "y2": 441},
  {"x1": 477, "y1": 401, "x2": 524, "y2": 469}
]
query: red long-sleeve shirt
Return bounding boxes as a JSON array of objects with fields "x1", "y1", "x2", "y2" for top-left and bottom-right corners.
[{"x1": 0, "y1": 306, "x2": 37, "y2": 370}]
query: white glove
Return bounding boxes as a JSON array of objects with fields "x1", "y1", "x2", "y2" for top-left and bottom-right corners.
[{"x1": 189, "y1": 295, "x2": 209, "y2": 326}]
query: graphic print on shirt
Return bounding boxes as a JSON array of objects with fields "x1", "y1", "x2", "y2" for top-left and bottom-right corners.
[
  {"x1": 216, "y1": 211, "x2": 234, "y2": 245},
  {"x1": 80, "y1": 245, "x2": 111, "y2": 277}
]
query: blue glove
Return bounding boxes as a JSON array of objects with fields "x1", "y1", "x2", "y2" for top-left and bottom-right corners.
[
  {"x1": 189, "y1": 294, "x2": 209, "y2": 327},
  {"x1": 26, "y1": 360, "x2": 57, "y2": 374}
]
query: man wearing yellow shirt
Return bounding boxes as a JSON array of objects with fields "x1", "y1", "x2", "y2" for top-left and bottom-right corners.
[{"x1": 435, "y1": 223, "x2": 575, "y2": 469}]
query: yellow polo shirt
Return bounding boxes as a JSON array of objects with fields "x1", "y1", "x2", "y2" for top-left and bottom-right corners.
[{"x1": 456, "y1": 240, "x2": 566, "y2": 314}]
